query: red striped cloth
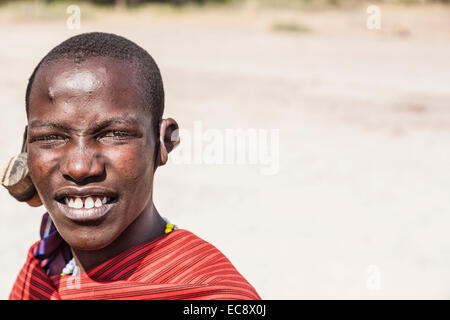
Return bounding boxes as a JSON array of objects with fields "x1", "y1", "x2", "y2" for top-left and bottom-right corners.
[{"x1": 9, "y1": 229, "x2": 260, "y2": 300}]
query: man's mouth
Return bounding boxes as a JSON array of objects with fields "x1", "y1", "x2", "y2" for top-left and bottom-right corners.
[
  {"x1": 58, "y1": 195, "x2": 116, "y2": 209},
  {"x1": 54, "y1": 187, "x2": 119, "y2": 222}
]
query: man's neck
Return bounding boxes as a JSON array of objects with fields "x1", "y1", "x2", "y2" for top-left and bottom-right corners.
[{"x1": 71, "y1": 202, "x2": 166, "y2": 274}]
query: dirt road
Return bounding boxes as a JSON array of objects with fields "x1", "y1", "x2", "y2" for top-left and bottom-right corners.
[{"x1": 0, "y1": 3, "x2": 449, "y2": 299}]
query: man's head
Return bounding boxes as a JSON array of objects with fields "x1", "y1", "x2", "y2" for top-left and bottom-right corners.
[{"x1": 25, "y1": 32, "x2": 179, "y2": 251}]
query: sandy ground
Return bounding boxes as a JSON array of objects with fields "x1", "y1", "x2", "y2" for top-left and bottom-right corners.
[{"x1": 0, "y1": 2, "x2": 450, "y2": 299}]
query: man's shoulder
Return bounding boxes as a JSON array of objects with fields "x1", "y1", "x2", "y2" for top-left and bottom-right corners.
[
  {"x1": 149, "y1": 229, "x2": 247, "y2": 284},
  {"x1": 146, "y1": 229, "x2": 261, "y2": 299},
  {"x1": 155, "y1": 228, "x2": 237, "y2": 277}
]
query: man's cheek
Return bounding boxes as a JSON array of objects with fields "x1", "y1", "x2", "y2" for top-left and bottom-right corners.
[
  {"x1": 117, "y1": 159, "x2": 146, "y2": 183},
  {"x1": 107, "y1": 147, "x2": 153, "y2": 180},
  {"x1": 28, "y1": 151, "x2": 58, "y2": 194}
]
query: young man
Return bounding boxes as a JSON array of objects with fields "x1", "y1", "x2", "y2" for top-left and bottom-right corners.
[{"x1": 9, "y1": 32, "x2": 260, "y2": 300}]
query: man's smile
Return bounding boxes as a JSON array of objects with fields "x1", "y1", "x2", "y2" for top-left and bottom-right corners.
[
  {"x1": 63, "y1": 196, "x2": 110, "y2": 209},
  {"x1": 54, "y1": 186, "x2": 118, "y2": 222}
]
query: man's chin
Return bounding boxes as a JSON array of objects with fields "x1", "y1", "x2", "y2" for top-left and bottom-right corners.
[
  {"x1": 57, "y1": 224, "x2": 120, "y2": 252},
  {"x1": 64, "y1": 235, "x2": 116, "y2": 252}
]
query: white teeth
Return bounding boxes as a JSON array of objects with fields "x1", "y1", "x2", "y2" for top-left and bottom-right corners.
[
  {"x1": 84, "y1": 197, "x2": 94, "y2": 209},
  {"x1": 73, "y1": 197, "x2": 83, "y2": 209},
  {"x1": 64, "y1": 196, "x2": 111, "y2": 209},
  {"x1": 94, "y1": 198, "x2": 102, "y2": 208}
]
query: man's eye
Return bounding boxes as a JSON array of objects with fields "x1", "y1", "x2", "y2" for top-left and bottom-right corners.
[
  {"x1": 101, "y1": 130, "x2": 131, "y2": 139},
  {"x1": 29, "y1": 134, "x2": 67, "y2": 148},
  {"x1": 32, "y1": 134, "x2": 66, "y2": 142}
]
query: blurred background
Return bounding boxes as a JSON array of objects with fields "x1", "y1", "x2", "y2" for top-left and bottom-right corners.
[{"x1": 0, "y1": 0, "x2": 449, "y2": 299}]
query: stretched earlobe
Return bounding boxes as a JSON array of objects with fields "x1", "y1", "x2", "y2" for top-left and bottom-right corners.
[
  {"x1": 1, "y1": 152, "x2": 42, "y2": 207},
  {"x1": 0, "y1": 126, "x2": 43, "y2": 207}
]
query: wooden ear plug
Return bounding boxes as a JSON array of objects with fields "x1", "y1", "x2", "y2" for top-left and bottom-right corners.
[{"x1": 1, "y1": 152, "x2": 42, "y2": 207}]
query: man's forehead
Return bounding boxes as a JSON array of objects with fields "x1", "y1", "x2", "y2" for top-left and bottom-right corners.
[
  {"x1": 29, "y1": 57, "x2": 147, "y2": 117},
  {"x1": 37, "y1": 57, "x2": 137, "y2": 88},
  {"x1": 46, "y1": 68, "x2": 104, "y2": 98},
  {"x1": 29, "y1": 58, "x2": 148, "y2": 128}
]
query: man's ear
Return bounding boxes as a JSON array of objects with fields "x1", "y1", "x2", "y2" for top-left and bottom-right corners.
[{"x1": 155, "y1": 118, "x2": 180, "y2": 167}]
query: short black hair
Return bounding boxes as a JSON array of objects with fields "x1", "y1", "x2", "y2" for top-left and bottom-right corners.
[{"x1": 25, "y1": 32, "x2": 164, "y2": 137}]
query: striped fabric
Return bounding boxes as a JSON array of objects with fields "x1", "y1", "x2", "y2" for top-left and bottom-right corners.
[{"x1": 9, "y1": 229, "x2": 260, "y2": 300}]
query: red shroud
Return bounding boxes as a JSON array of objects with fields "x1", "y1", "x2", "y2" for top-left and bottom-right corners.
[{"x1": 9, "y1": 229, "x2": 261, "y2": 300}]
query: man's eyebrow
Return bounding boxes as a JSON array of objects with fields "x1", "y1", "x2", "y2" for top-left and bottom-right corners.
[
  {"x1": 28, "y1": 117, "x2": 142, "y2": 133},
  {"x1": 88, "y1": 117, "x2": 142, "y2": 133},
  {"x1": 28, "y1": 120, "x2": 73, "y2": 131}
]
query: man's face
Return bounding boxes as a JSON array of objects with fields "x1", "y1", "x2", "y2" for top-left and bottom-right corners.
[{"x1": 27, "y1": 57, "x2": 157, "y2": 250}]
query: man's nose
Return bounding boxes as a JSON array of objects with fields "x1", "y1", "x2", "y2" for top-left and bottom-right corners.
[{"x1": 61, "y1": 142, "x2": 105, "y2": 183}]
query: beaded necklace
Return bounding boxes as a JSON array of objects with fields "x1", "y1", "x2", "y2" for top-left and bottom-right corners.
[{"x1": 61, "y1": 220, "x2": 177, "y2": 276}]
